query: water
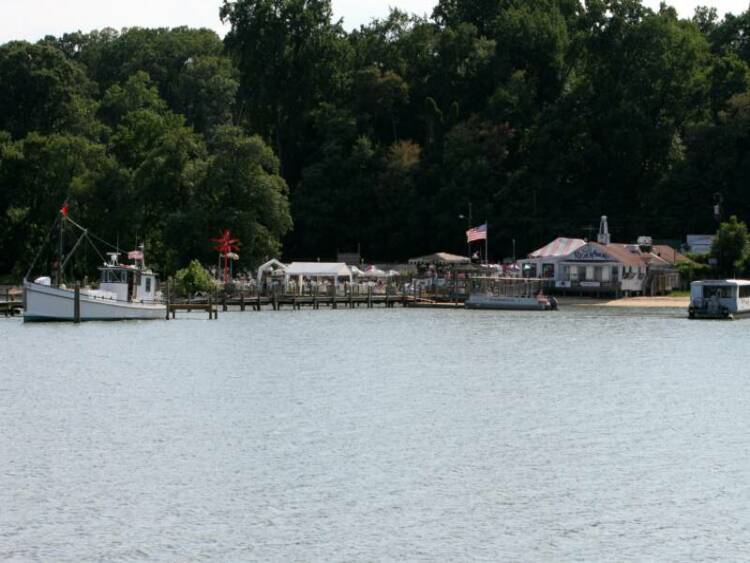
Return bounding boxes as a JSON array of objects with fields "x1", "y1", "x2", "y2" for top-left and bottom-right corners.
[{"x1": 1, "y1": 307, "x2": 749, "y2": 561}]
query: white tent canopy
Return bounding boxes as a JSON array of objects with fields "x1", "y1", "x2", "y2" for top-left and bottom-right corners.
[
  {"x1": 256, "y1": 258, "x2": 287, "y2": 286},
  {"x1": 285, "y1": 262, "x2": 352, "y2": 279},
  {"x1": 363, "y1": 266, "x2": 388, "y2": 278},
  {"x1": 284, "y1": 262, "x2": 353, "y2": 294},
  {"x1": 408, "y1": 252, "x2": 471, "y2": 265}
]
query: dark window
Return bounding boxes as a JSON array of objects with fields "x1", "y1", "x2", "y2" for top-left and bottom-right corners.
[
  {"x1": 740, "y1": 286, "x2": 750, "y2": 298},
  {"x1": 145, "y1": 277, "x2": 152, "y2": 293},
  {"x1": 703, "y1": 286, "x2": 733, "y2": 299}
]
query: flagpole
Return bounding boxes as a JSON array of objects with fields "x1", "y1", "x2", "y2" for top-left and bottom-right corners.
[{"x1": 484, "y1": 219, "x2": 490, "y2": 266}]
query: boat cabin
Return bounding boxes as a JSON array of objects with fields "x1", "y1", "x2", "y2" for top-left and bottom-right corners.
[
  {"x1": 689, "y1": 280, "x2": 750, "y2": 319},
  {"x1": 99, "y1": 252, "x2": 159, "y2": 303}
]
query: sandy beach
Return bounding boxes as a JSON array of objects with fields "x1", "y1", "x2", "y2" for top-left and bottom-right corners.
[{"x1": 561, "y1": 296, "x2": 690, "y2": 309}]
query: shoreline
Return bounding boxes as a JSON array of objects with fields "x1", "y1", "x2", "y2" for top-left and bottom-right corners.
[{"x1": 560, "y1": 296, "x2": 689, "y2": 309}]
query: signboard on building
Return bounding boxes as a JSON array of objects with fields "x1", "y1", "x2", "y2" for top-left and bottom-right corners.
[
  {"x1": 555, "y1": 281, "x2": 572, "y2": 289},
  {"x1": 572, "y1": 245, "x2": 611, "y2": 262},
  {"x1": 580, "y1": 281, "x2": 601, "y2": 288}
]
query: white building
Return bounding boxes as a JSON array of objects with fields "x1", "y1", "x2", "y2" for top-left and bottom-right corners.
[
  {"x1": 519, "y1": 217, "x2": 685, "y2": 296},
  {"x1": 686, "y1": 234, "x2": 715, "y2": 255}
]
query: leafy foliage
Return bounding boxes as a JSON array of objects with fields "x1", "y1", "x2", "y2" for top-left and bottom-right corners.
[
  {"x1": 711, "y1": 216, "x2": 750, "y2": 277},
  {"x1": 4, "y1": 0, "x2": 750, "y2": 279},
  {"x1": 175, "y1": 259, "x2": 216, "y2": 296}
]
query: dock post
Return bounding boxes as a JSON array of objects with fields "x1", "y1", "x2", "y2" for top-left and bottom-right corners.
[
  {"x1": 208, "y1": 291, "x2": 213, "y2": 319},
  {"x1": 74, "y1": 281, "x2": 81, "y2": 323},
  {"x1": 240, "y1": 291, "x2": 246, "y2": 312},
  {"x1": 4, "y1": 288, "x2": 8, "y2": 317},
  {"x1": 222, "y1": 291, "x2": 227, "y2": 312},
  {"x1": 367, "y1": 286, "x2": 372, "y2": 308},
  {"x1": 165, "y1": 278, "x2": 171, "y2": 320}
]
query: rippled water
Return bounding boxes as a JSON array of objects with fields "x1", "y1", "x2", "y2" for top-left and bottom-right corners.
[{"x1": 1, "y1": 307, "x2": 749, "y2": 561}]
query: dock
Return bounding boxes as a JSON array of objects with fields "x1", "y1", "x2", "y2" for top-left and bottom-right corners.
[
  {"x1": 167, "y1": 289, "x2": 423, "y2": 317},
  {"x1": 2, "y1": 283, "x2": 469, "y2": 320},
  {"x1": 1, "y1": 287, "x2": 22, "y2": 317}
]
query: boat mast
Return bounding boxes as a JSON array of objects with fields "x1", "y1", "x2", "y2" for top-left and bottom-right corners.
[{"x1": 57, "y1": 202, "x2": 68, "y2": 287}]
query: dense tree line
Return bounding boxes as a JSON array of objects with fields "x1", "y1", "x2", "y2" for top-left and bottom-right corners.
[
  {"x1": 3, "y1": 0, "x2": 750, "y2": 279},
  {"x1": 0, "y1": 28, "x2": 290, "y2": 278}
]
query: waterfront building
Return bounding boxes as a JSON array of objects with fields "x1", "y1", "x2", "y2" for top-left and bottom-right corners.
[{"x1": 519, "y1": 217, "x2": 686, "y2": 297}]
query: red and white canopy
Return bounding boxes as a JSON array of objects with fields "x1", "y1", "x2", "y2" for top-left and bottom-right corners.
[{"x1": 529, "y1": 237, "x2": 586, "y2": 258}]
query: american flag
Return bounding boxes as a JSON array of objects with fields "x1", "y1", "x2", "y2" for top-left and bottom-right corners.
[
  {"x1": 128, "y1": 250, "x2": 144, "y2": 260},
  {"x1": 466, "y1": 223, "x2": 488, "y2": 243}
]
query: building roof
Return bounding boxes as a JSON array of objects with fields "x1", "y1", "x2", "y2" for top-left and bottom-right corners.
[
  {"x1": 529, "y1": 237, "x2": 586, "y2": 258},
  {"x1": 527, "y1": 237, "x2": 686, "y2": 269},
  {"x1": 599, "y1": 243, "x2": 650, "y2": 267},
  {"x1": 285, "y1": 262, "x2": 352, "y2": 277},
  {"x1": 651, "y1": 245, "x2": 690, "y2": 264},
  {"x1": 408, "y1": 252, "x2": 471, "y2": 265}
]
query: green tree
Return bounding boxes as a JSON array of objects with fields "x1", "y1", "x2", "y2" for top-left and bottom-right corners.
[
  {"x1": 221, "y1": 0, "x2": 350, "y2": 178},
  {"x1": 175, "y1": 259, "x2": 215, "y2": 296},
  {"x1": 201, "y1": 126, "x2": 293, "y2": 266},
  {"x1": 174, "y1": 56, "x2": 239, "y2": 133},
  {"x1": 99, "y1": 71, "x2": 169, "y2": 127},
  {"x1": 712, "y1": 215, "x2": 750, "y2": 277},
  {"x1": 0, "y1": 41, "x2": 99, "y2": 139}
]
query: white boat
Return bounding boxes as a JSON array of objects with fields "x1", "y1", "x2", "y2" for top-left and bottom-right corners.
[
  {"x1": 465, "y1": 277, "x2": 558, "y2": 311},
  {"x1": 688, "y1": 279, "x2": 750, "y2": 320},
  {"x1": 23, "y1": 206, "x2": 166, "y2": 322}
]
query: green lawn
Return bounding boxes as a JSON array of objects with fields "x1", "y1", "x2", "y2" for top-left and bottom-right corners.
[{"x1": 668, "y1": 290, "x2": 691, "y2": 298}]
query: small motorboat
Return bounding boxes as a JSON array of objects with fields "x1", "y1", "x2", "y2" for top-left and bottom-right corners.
[{"x1": 688, "y1": 279, "x2": 750, "y2": 320}]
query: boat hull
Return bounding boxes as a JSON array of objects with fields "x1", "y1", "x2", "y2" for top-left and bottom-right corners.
[
  {"x1": 23, "y1": 281, "x2": 165, "y2": 322},
  {"x1": 465, "y1": 295, "x2": 552, "y2": 311}
]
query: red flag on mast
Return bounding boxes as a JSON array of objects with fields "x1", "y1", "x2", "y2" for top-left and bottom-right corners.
[{"x1": 60, "y1": 202, "x2": 69, "y2": 217}]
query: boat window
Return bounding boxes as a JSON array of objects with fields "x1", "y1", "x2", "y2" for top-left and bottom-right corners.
[
  {"x1": 101, "y1": 269, "x2": 127, "y2": 283},
  {"x1": 542, "y1": 263, "x2": 555, "y2": 279},
  {"x1": 740, "y1": 286, "x2": 750, "y2": 298},
  {"x1": 703, "y1": 286, "x2": 733, "y2": 299},
  {"x1": 145, "y1": 277, "x2": 152, "y2": 293}
]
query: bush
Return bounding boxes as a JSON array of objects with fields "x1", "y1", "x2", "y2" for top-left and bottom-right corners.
[
  {"x1": 677, "y1": 260, "x2": 711, "y2": 286},
  {"x1": 174, "y1": 260, "x2": 215, "y2": 297}
]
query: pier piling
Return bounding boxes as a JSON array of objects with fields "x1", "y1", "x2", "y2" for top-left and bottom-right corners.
[{"x1": 73, "y1": 282, "x2": 81, "y2": 323}]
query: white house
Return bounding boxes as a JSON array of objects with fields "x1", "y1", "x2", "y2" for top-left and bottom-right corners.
[{"x1": 519, "y1": 217, "x2": 684, "y2": 296}]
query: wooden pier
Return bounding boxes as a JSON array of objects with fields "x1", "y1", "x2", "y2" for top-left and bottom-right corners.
[
  {"x1": 167, "y1": 289, "x2": 417, "y2": 315},
  {"x1": 1, "y1": 287, "x2": 22, "y2": 317},
  {"x1": 1, "y1": 299, "x2": 22, "y2": 317},
  {"x1": 1, "y1": 282, "x2": 468, "y2": 320}
]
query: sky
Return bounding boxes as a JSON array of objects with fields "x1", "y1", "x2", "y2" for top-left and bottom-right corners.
[{"x1": 0, "y1": 0, "x2": 748, "y2": 44}]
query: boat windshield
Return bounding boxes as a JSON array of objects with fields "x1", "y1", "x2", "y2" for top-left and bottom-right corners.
[
  {"x1": 702, "y1": 285, "x2": 735, "y2": 299},
  {"x1": 101, "y1": 269, "x2": 128, "y2": 283}
]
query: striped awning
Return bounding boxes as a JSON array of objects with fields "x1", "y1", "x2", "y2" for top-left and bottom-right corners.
[{"x1": 529, "y1": 237, "x2": 586, "y2": 258}]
